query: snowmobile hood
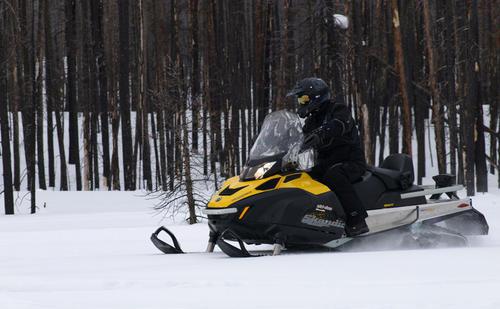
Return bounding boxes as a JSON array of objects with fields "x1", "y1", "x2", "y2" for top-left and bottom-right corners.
[{"x1": 207, "y1": 172, "x2": 330, "y2": 208}]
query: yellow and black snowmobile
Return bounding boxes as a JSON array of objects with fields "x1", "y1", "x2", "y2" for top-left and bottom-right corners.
[{"x1": 151, "y1": 110, "x2": 488, "y2": 257}]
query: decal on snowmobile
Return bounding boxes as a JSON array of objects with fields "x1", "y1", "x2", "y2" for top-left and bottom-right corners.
[
  {"x1": 238, "y1": 206, "x2": 250, "y2": 220},
  {"x1": 207, "y1": 172, "x2": 330, "y2": 208},
  {"x1": 301, "y1": 213, "x2": 345, "y2": 228},
  {"x1": 315, "y1": 204, "x2": 333, "y2": 211},
  {"x1": 300, "y1": 203, "x2": 344, "y2": 228}
]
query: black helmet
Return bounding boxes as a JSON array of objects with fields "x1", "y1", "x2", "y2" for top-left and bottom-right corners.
[{"x1": 287, "y1": 77, "x2": 331, "y2": 118}]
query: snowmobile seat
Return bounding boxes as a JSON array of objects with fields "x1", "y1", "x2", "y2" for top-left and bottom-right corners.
[{"x1": 369, "y1": 154, "x2": 415, "y2": 190}]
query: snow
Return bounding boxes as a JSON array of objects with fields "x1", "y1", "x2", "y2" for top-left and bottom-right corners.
[
  {"x1": 1, "y1": 105, "x2": 500, "y2": 308},
  {"x1": 1, "y1": 187, "x2": 500, "y2": 309}
]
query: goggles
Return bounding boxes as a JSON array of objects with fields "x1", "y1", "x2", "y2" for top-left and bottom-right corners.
[{"x1": 297, "y1": 94, "x2": 310, "y2": 105}]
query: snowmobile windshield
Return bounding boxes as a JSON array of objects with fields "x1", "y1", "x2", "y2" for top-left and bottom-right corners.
[
  {"x1": 241, "y1": 110, "x2": 316, "y2": 180},
  {"x1": 248, "y1": 110, "x2": 303, "y2": 163}
]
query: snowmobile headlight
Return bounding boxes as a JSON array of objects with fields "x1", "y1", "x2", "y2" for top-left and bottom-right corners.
[
  {"x1": 202, "y1": 208, "x2": 238, "y2": 215},
  {"x1": 254, "y1": 161, "x2": 276, "y2": 180}
]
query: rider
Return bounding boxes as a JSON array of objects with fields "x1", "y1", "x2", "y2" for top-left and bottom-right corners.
[{"x1": 287, "y1": 77, "x2": 369, "y2": 237}]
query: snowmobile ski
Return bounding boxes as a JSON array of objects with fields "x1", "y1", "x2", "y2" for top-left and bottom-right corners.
[
  {"x1": 151, "y1": 226, "x2": 184, "y2": 254},
  {"x1": 216, "y1": 229, "x2": 255, "y2": 257}
]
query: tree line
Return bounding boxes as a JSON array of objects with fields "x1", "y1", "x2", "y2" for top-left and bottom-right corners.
[{"x1": 0, "y1": 0, "x2": 498, "y2": 220}]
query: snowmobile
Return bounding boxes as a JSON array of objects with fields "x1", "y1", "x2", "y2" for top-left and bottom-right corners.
[{"x1": 151, "y1": 110, "x2": 489, "y2": 257}]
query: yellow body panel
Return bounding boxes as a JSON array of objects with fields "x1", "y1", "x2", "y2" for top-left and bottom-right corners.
[{"x1": 207, "y1": 172, "x2": 330, "y2": 208}]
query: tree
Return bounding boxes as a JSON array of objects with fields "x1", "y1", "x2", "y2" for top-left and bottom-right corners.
[
  {"x1": 423, "y1": 0, "x2": 446, "y2": 175},
  {"x1": 66, "y1": 0, "x2": 82, "y2": 190},
  {"x1": 391, "y1": 0, "x2": 413, "y2": 156},
  {"x1": 0, "y1": 1, "x2": 14, "y2": 214},
  {"x1": 118, "y1": 0, "x2": 134, "y2": 190}
]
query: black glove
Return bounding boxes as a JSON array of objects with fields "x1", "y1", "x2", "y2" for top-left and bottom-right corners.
[{"x1": 301, "y1": 132, "x2": 321, "y2": 151}]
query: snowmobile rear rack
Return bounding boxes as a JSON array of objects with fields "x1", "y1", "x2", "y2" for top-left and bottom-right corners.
[
  {"x1": 400, "y1": 185, "x2": 463, "y2": 199},
  {"x1": 151, "y1": 226, "x2": 184, "y2": 254}
]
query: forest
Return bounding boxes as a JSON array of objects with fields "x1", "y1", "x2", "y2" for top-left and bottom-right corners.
[{"x1": 0, "y1": 0, "x2": 498, "y2": 222}]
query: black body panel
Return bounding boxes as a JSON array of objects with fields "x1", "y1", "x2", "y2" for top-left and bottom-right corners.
[{"x1": 208, "y1": 188, "x2": 346, "y2": 246}]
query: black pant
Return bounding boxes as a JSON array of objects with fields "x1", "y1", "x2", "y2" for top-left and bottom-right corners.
[{"x1": 316, "y1": 162, "x2": 367, "y2": 223}]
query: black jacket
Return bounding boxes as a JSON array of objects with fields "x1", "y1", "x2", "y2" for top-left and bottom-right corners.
[{"x1": 303, "y1": 101, "x2": 366, "y2": 169}]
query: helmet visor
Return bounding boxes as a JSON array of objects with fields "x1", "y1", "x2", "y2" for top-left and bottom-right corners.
[{"x1": 297, "y1": 94, "x2": 310, "y2": 105}]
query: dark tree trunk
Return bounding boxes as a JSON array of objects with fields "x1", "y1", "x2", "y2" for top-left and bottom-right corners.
[
  {"x1": 111, "y1": 105, "x2": 121, "y2": 191},
  {"x1": 44, "y1": 0, "x2": 55, "y2": 188},
  {"x1": 55, "y1": 110, "x2": 68, "y2": 190},
  {"x1": 20, "y1": 0, "x2": 36, "y2": 212},
  {"x1": 462, "y1": 2, "x2": 478, "y2": 195},
  {"x1": 157, "y1": 110, "x2": 168, "y2": 191},
  {"x1": 35, "y1": 5, "x2": 46, "y2": 190},
  {"x1": 150, "y1": 114, "x2": 161, "y2": 190},
  {"x1": 443, "y1": 0, "x2": 459, "y2": 180},
  {"x1": 65, "y1": 0, "x2": 82, "y2": 190},
  {"x1": 469, "y1": 1, "x2": 487, "y2": 192},
  {"x1": 0, "y1": 7, "x2": 14, "y2": 213},
  {"x1": 13, "y1": 104, "x2": 21, "y2": 191},
  {"x1": 350, "y1": 1, "x2": 373, "y2": 165},
  {"x1": 92, "y1": 0, "x2": 111, "y2": 190},
  {"x1": 0, "y1": 86, "x2": 14, "y2": 214},
  {"x1": 391, "y1": 0, "x2": 412, "y2": 155},
  {"x1": 190, "y1": 0, "x2": 200, "y2": 153},
  {"x1": 118, "y1": 0, "x2": 134, "y2": 190},
  {"x1": 423, "y1": 0, "x2": 446, "y2": 175}
]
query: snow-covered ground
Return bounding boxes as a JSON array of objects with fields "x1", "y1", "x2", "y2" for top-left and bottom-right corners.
[{"x1": 1, "y1": 186, "x2": 499, "y2": 309}]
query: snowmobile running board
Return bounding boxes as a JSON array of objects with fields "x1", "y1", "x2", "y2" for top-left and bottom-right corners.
[{"x1": 400, "y1": 185, "x2": 463, "y2": 199}]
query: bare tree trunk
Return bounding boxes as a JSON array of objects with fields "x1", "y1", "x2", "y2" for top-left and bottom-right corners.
[
  {"x1": 202, "y1": 70, "x2": 209, "y2": 175},
  {"x1": 157, "y1": 110, "x2": 167, "y2": 191},
  {"x1": 138, "y1": 0, "x2": 152, "y2": 191},
  {"x1": 35, "y1": 4, "x2": 46, "y2": 190},
  {"x1": 189, "y1": 0, "x2": 200, "y2": 153},
  {"x1": 173, "y1": 0, "x2": 197, "y2": 222},
  {"x1": 0, "y1": 87, "x2": 14, "y2": 213},
  {"x1": 12, "y1": 104, "x2": 21, "y2": 191},
  {"x1": 54, "y1": 109, "x2": 68, "y2": 190},
  {"x1": 469, "y1": 4, "x2": 486, "y2": 192},
  {"x1": 5, "y1": 0, "x2": 21, "y2": 192},
  {"x1": 462, "y1": 2, "x2": 478, "y2": 195},
  {"x1": 423, "y1": 0, "x2": 446, "y2": 174},
  {"x1": 0, "y1": 6, "x2": 14, "y2": 213},
  {"x1": 66, "y1": 0, "x2": 82, "y2": 190},
  {"x1": 118, "y1": 0, "x2": 134, "y2": 190},
  {"x1": 111, "y1": 103, "x2": 121, "y2": 190},
  {"x1": 254, "y1": 0, "x2": 266, "y2": 130},
  {"x1": 92, "y1": 0, "x2": 110, "y2": 190},
  {"x1": 350, "y1": 1, "x2": 373, "y2": 165},
  {"x1": 182, "y1": 109, "x2": 196, "y2": 224},
  {"x1": 20, "y1": 0, "x2": 36, "y2": 212},
  {"x1": 150, "y1": 114, "x2": 160, "y2": 190},
  {"x1": 44, "y1": 0, "x2": 55, "y2": 188},
  {"x1": 12, "y1": 113, "x2": 21, "y2": 190},
  {"x1": 443, "y1": 0, "x2": 459, "y2": 180},
  {"x1": 391, "y1": 0, "x2": 412, "y2": 155}
]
